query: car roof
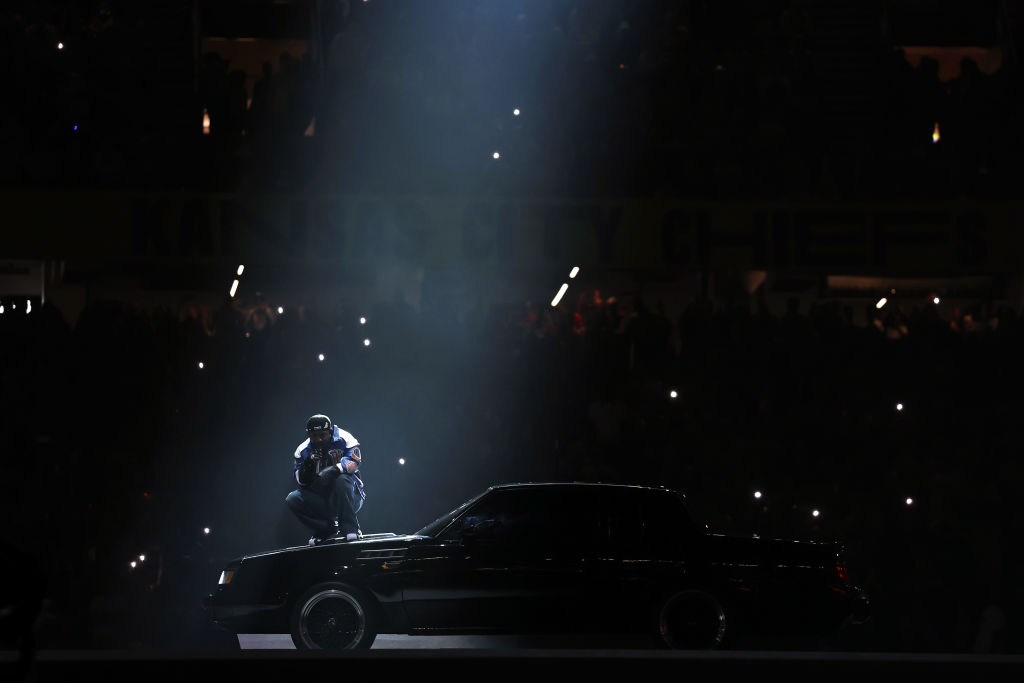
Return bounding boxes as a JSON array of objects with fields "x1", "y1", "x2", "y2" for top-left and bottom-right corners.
[{"x1": 489, "y1": 481, "x2": 682, "y2": 495}]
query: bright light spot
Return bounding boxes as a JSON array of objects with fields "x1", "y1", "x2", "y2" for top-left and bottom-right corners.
[
  {"x1": 932, "y1": 122, "x2": 940, "y2": 143},
  {"x1": 318, "y1": 353, "x2": 325, "y2": 361},
  {"x1": 896, "y1": 403, "x2": 903, "y2": 411},
  {"x1": 203, "y1": 527, "x2": 211, "y2": 535},
  {"x1": 754, "y1": 491, "x2": 762, "y2": 499},
  {"x1": 669, "y1": 390, "x2": 678, "y2": 399},
  {"x1": 906, "y1": 497, "x2": 914, "y2": 506},
  {"x1": 812, "y1": 509, "x2": 820, "y2": 518},
  {"x1": 139, "y1": 554, "x2": 146, "y2": 562},
  {"x1": 130, "y1": 561, "x2": 137, "y2": 569},
  {"x1": 277, "y1": 306, "x2": 284, "y2": 314},
  {"x1": 236, "y1": 264, "x2": 245, "y2": 276},
  {"x1": 359, "y1": 317, "x2": 366, "y2": 324},
  {"x1": 875, "y1": 297, "x2": 887, "y2": 309},
  {"x1": 933, "y1": 297, "x2": 940, "y2": 304},
  {"x1": 551, "y1": 283, "x2": 569, "y2": 307},
  {"x1": 569, "y1": 266, "x2": 580, "y2": 279},
  {"x1": 25, "y1": 299, "x2": 31, "y2": 314},
  {"x1": 73, "y1": 124, "x2": 78, "y2": 131},
  {"x1": 57, "y1": 42, "x2": 64, "y2": 50},
  {"x1": 229, "y1": 279, "x2": 239, "y2": 297},
  {"x1": 203, "y1": 108, "x2": 211, "y2": 135},
  {"x1": 363, "y1": 338, "x2": 371, "y2": 347},
  {"x1": 492, "y1": 151, "x2": 500, "y2": 160},
  {"x1": 513, "y1": 108, "x2": 520, "y2": 116},
  {"x1": 197, "y1": 362, "x2": 204, "y2": 369},
  {"x1": 0, "y1": 306, "x2": 4, "y2": 314},
  {"x1": 891, "y1": 288, "x2": 896, "y2": 294},
  {"x1": 398, "y1": 458, "x2": 406, "y2": 465},
  {"x1": 11, "y1": 304, "x2": 15, "y2": 310}
]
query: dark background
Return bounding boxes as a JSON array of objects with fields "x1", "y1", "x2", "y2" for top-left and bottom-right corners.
[{"x1": 0, "y1": 0, "x2": 1022, "y2": 654}]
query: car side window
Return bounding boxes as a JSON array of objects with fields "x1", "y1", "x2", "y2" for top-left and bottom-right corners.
[
  {"x1": 441, "y1": 487, "x2": 601, "y2": 552},
  {"x1": 604, "y1": 489, "x2": 695, "y2": 558},
  {"x1": 445, "y1": 489, "x2": 534, "y2": 541}
]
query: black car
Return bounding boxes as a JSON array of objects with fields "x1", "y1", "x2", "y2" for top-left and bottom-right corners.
[{"x1": 203, "y1": 482, "x2": 870, "y2": 650}]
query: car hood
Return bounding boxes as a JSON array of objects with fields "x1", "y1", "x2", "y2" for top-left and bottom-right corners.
[{"x1": 229, "y1": 533, "x2": 427, "y2": 564}]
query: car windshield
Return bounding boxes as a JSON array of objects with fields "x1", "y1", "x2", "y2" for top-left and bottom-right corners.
[{"x1": 414, "y1": 489, "x2": 489, "y2": 537}]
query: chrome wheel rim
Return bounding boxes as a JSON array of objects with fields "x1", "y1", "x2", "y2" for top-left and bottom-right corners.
[
  {"x1": 298, "y1": 589, "x2": 366, "y2": 650},
  {"x1": 659, "y1": 590, "x2": 727, "y2": 649}
]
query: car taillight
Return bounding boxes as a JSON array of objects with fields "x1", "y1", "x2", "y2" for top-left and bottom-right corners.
[{"x1": 836, "y1": 565, "x2": 849, "y2": 583}]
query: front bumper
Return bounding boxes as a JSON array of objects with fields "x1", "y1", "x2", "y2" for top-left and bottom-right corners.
[{"x1": 203, "y1": 594, "x2": 290, "y2": 634}]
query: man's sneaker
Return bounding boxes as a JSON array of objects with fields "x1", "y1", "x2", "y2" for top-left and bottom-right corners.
[{"x1": 309, "y1": 524, "x2": 341, "y2": 545}]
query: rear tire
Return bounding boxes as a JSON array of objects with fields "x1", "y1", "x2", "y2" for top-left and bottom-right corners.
[
  {"x1": 289, "y1": 582, "x2": 377, "y2": 651},
  {"x1": 658, "y1": 589, "x2": 728, "y2": 650}
]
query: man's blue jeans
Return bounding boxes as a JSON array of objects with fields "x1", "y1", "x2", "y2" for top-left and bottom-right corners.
[{"x1": 285, "y1": 473, "x2": 363, "y2": 537}]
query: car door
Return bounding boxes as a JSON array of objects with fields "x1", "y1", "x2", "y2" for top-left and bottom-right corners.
[
  {"x1": 584, "y1": 488, "x2": 698, "y2": 632},
  {"x1": 401, "y1": 486, "x2": 599, "y2": 632}
]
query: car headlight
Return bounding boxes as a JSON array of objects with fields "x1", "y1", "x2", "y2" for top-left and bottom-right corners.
[{"x1": 218, "y1": 569, "x2": 236, "y2": 585}]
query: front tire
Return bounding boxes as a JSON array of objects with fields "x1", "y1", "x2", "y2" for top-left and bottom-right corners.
[
  {"x1": 658, "y1": 589, "x2": 728, "y2": 650},
  {"x1": 290, "y1": 582, "x2": 377, "y2": 651}
]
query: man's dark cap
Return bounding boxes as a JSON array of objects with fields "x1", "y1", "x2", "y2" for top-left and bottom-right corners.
[{"x1": 306, "y1": 414, "x2": 332, "y2": 433}]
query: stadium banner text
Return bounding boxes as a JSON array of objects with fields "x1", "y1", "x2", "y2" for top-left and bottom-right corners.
[{"x1": 6, "y1": 191, "x2": 1021, "y2": 274}]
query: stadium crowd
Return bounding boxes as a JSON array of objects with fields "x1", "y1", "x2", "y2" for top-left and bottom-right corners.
[{"x1": 0, "y1": 281, "x2": 1020, "y2": 653}]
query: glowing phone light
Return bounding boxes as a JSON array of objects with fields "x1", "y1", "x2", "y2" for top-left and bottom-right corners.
[{"x1": 551, "y1": 283, "x2": 569, "y2": 307}]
